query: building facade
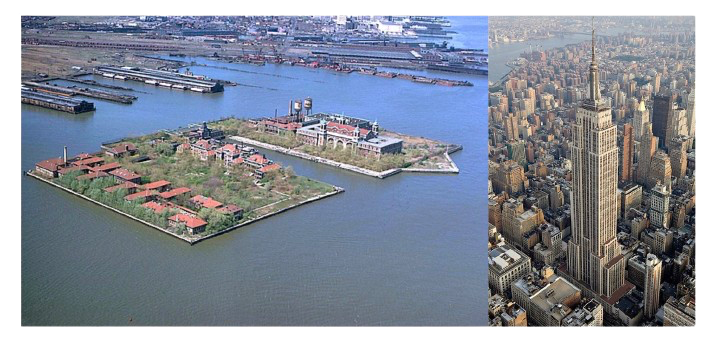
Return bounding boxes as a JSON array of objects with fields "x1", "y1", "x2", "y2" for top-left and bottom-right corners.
[{"x1": 567, "y1": 30, "x2": 627, "y2": 299}]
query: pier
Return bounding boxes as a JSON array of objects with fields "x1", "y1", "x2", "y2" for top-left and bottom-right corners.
[
  {"x1": 23, "y1": 81, "x2": 137, "y2": 104},
  {"x1": 94, "y1": 66, "x2": 224, "y2": 93},
  {"x1": 21, "y1": 89, "x2": 95, "y2": 114}
]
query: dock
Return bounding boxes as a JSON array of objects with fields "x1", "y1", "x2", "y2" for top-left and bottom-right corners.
[
  {"x1": 21, "y1": 89, "x2": 95, "y2": 114},
  {"x1": 23, "y1": 81, "x2": 137, "y2": 104},
  {"x1": 94, "y1": 66, "x2": 224, "y2": 93}
]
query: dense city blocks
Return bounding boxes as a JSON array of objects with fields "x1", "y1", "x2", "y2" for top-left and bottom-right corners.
[{"x1": 488, "y1": 17, "x2": 695, "y2": 327}]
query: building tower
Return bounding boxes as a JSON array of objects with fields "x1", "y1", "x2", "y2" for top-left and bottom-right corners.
[
  {"x1": 637, "y1": 122, "x2": 657, "y2": 185},
  {"x1": 649, "y1": 151, "x2": 672, "y2": 190},
  {"x1": 567, "y1": 23, "x2": 626, "y2": 298},
  {"x1": 621, "y1": 123, "x2": 634, "y2": 182},
  {"x1": 669, "y1": 136, "x2": 688, "y2": 179},
  {"x1": 649, "y1": 182, "x2": 671, "y2": 229},
  {"x1": 644, "y1": 254, "x2": 662, "y2": 318},
  {"x1": 652, "y1": 94, "x2": 674, "y2": 149},
  {"x1": 686, "y1": 88, "x2": 695, "y2": 139},
  {"x1": 653, "y1": 73, "x2": 661, "y2": 95},
  {"x1": 632, "y1": 97, "x2": 649, "y2": 141}
]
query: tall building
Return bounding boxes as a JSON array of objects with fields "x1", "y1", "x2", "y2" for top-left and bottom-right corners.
[
  {"x1": 653, "y1": 73, "x2": 661, "y2": 94},
  {"x1": 620, "y1": 183, "x2": 643, "y2": 218},
  {"x1": 567, "y1": 27, "x2": 626, "y2": 299},
  {"x1": 491, "y1": 160, "x2": 527, "y2": 195},
  {"x1": 667, "y1": 108, "x2": 688, "y2": 148},
  {"x1": 507, "y1": 140, "x2": 527, "y2": 167},
  {"x1": 685, "y1": 89, "x2": 695, "y2": 138},
  {"x1": 643, "y1": 254, "x2": 662, "y2": 318},
  {"x1": 652, "y1": 94, "x2": 673, "y2": 149},
  {"x1": 503, "y1": 113, "x2": 517, "y2": 140},
  {"x1": 649, "y1": 151, "x2": 672, "y2": 189},
  {"x1": 502, "y1": 199, "x2": 544, "y2": 248},
  {"x1": 621, "y1": 123, "x2": 634, "y2": 182},
  {"x1": 669, "y1": 136, "x2": 688, "y2": 179},
  {"x1": 637, "y1": 122, "x2": 657, "y2": 185},
  {"x1": 632, "y1": 98, "x2": 649, "y2": 141},
  {"x1": 649, "y1": 182, "x2": 671, "y2": 229}
]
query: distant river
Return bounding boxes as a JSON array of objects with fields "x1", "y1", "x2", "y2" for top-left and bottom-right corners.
[
  {"x1": 21, "y1": 18, "x2": 488, "y2": 325},
  {"x1": 489, "y1": 27, "x2": 634, "y2": 81}
]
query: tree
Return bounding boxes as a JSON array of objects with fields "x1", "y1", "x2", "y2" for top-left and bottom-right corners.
[{"x1": 155, "y1": 142, "x2": 175, "y2": 156}]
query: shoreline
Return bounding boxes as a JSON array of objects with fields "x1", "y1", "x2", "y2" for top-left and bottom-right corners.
[
  {"x1": 26, "y1": 171, "x2": 344, "y2": 245},
  {"x1": 228, "y1": 136, "x2": 460, "y2": 179}
]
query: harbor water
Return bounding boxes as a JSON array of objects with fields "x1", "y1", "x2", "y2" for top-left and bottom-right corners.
[{"x1": 21, "y1": 18, "x2": 488, "y2": 326}]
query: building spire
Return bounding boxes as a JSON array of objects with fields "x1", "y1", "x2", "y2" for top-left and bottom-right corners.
[
  {"x1": 591, "y1": 17, "x2": 595, "y2": 62},
  {"x1": 589, "y1": 17, "x2": 601, "y2": 102}
]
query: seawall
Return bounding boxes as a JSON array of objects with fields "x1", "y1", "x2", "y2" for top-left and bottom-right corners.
[
  {"x1": 26, "y1": 171, "x2": 344, "y2": 245},
  {"x1": 228, "y1": 136, "x2": 461, "y2": 178}
]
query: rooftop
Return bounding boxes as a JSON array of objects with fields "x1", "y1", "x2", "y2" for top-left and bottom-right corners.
[
  {"x1": 110, "y1": 168, "x2": 142, "y2": 181},
  {"x1": 141, "y1": 180, "x2": 171, "y2": 190},
  {"x1": 488, "y1": 243, "x2": 527, "y2": 272},
  {"x1": 159, "y1": 187, "x2": 192, "y2": 199}
]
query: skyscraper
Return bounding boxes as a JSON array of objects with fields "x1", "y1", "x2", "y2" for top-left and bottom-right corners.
[
  {"x1": 686, "y1": 88, "x2": 695, "y2": 138},
  {"x1": 649, "y1": 182, "x2": 671, "y2": 229},
  {"x1": 652, "y1": 94, "x2": 674, "y2": 149},
  {"x1": 653, "y1": 72, "x2": 661, "y2": 95},
  {"x1": 632, "y1": 98, "x2": 649, "y2": 141},
  {"x1": 644, "y1": 254, "x2": 662, "y2": 318},
  {"x1": 567, "y1": 26, "x2": 626, "y2": 298},
  {"x1": 637, "y1": 122, "x2": 657, "y2": 185},
  {"x1": 649, "y1": 150, "x2": 672, "y2": 189},
  {"x1": 621, "y1": 123, "x2": 634, "y2": 182},
  {"x1": 669, "y1": 136, "x2": 688, "y2": 179}
]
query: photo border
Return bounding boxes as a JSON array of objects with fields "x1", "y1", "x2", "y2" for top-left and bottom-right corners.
[{"x1": 0, "y1": 1, "x2": 708, "y2": 342}]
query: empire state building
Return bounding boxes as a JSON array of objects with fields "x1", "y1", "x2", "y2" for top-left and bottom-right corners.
[{"x1": 566, "y1": 25, "x2": 626, "y2": 298}]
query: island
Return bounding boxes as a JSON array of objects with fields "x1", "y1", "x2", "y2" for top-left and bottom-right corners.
[
  {"x1": 27, "y1": 123, "x2": 343, "y2": 244},
  {"x1": 211, "y1": 97, "x2": 462, "y2": 178}
]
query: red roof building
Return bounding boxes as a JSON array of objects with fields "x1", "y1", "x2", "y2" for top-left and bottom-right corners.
[
  {"x1": 58, "y1": 164, "x2": 90, "y2": 176},
  {"x1": 327, "y1": 121, "x2": 370, "y2": 137},
  {"x1": 124, "y1": 190, "x2": 158, "y2": 202},
  {"x1": 103, "y1": 181, "x2": 139, "y2": 193},
  {"x1": 91, "y1": 162, "x2": 122, "y2": 173},
  {"x1": 159, "y1": 187, "x2": 192, "y2": 199},
  {"x1": 35, "y1": 157, "x2": 65, "y2": 178},
  {"x1": 141, "y1": 201, "x2": 169, "y2": 214},
  {"x1": 141, "y1": 180, "x2": 171, "y2": 191},
  {"x1": 168, "y1": 213, "x2": 208, "y2": 234},
  {"x1": 259, "y1": 163, "x2": 281, "y2": 173},
  {"x1": 105, "y1": 143, "x2": 138, "y2": 157},
  {"x1": 190, "y1": 194, "x2": 223, "y2": 209},
  {"x1": 109, "y1": 168, "x2": 142, "y2": 183},
  {"x1": 219, "y1": 204, "x2": 244, "y2": 220},
  {"x1": 72, "y1": 156, "x2": 105, "y2": 167},
  {"x1": 73, "y1": 153, "x2": 92, "y2": 160}
]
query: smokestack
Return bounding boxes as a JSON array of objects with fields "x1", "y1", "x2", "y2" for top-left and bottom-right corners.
[
  {"x1": 63, "y1": 146, "x2": 68, "y2": 165},
  {"x1": 289, "y1": 99, "x2": 293, "y2": 116}
]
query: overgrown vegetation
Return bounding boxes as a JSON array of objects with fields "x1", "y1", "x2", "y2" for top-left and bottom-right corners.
[
  {"x1": 43, "y1": 129, "x2": 339, "y2": 238},
  {"x1": 55, "y1": 171, "x2": 176, "y2": 229}
]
